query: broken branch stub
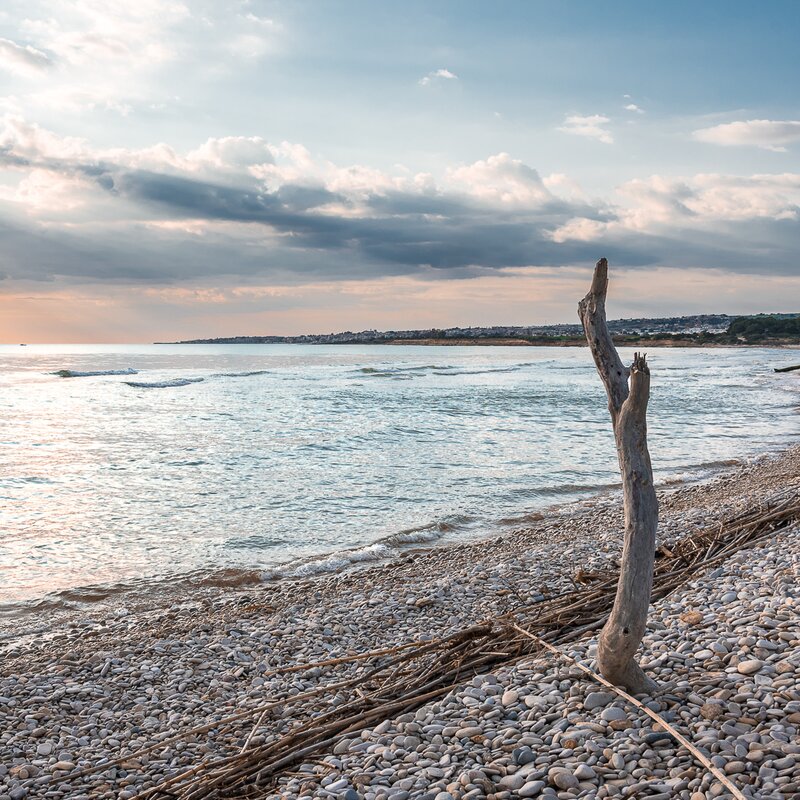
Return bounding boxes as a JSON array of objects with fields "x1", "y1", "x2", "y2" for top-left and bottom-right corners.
[{"x1": 578, "y1": 258, "x2": 659, "y2": 694}]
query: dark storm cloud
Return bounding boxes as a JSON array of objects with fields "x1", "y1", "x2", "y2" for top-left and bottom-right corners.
[{"x1": 101, "y1": 168, "x2": 659, "y2": 271}]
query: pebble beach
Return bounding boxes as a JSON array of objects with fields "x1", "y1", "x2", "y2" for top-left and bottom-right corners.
[{"x1": 1, "y1": 446, "x2": 799, "y2": 800}]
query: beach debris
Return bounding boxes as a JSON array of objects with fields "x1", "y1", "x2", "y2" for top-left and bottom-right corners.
[
  {"x1": 510, "y1": 624, "x2": 746, "y2": 800},
  {"x1": 2, "y1": 454, "x2": 799, "y2": 800},
  {"x1": 113, "y1": 490, "x2": 799, "y2": 798}
]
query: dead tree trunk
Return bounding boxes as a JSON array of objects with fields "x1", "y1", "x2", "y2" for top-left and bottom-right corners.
[{"x1": 578, "y1": 258, "x2": 659, "y2": 694}]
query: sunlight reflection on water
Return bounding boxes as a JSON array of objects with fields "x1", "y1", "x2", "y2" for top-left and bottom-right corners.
[{"x1": 0, "y1": 343, "x2": 797, "y2": 613}]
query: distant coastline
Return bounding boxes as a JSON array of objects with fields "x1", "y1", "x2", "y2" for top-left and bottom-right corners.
[
  {"x1": 381, "y1": 337, "x2": 800, "y2": 348},
  {"x1": 164, "y1": 311, "x2": 800, "y2": 348}
]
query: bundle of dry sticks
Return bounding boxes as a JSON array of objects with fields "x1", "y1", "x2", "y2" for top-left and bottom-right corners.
[{"x1": 66, "y1": 490, "x2": 800, "y2": 799}]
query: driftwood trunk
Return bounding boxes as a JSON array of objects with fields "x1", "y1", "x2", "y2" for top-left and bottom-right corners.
[{"x1": 578, "y1": 258, "x2": 658, "y2": 693}]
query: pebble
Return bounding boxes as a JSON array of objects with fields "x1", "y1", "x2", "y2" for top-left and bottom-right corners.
[
  {"x1": 501, "y1": 689, "x2": 519, "y2": 706},
  {"x1": 700, "y1": 702, "x2": 724, "y2": 720},
  {"x1": 0, "y1": 454, "x2": 798, "y2": 800},
  {"x1": 600, "y1": 706, "x2": 628, "y2": 722},
  {"x1": 519, "y1": 779, "x2": 546, "y2": 796},
  {"x1": 583, "y1": 691, "x2": 614, "y2": 710},
  {"x1": 737, "y1": 659, "x2": 765, "y2": 675},
  {"x1": 549, "y1": 768, "x2": 579, "y2": 790},
  {"x1": 513, "y1": 746, "x2": 536, "y2": 765}
]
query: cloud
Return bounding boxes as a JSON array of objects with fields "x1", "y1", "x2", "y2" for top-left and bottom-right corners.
[
  {"x1": 693, "y1": 119, "x2": 800, "y2": 152},
  {"x1": 548, "y1": 172, "x2": 800, "y2": 264},
  {"x1": 0, "y1": 1, "x2": 191, "y2": 115},
  {"x1": 558, "y1": 114, "x2": 613, "y2": 144},
  {"x1": 186, "y1": 136, "x2": 275, "y2": 174},
  {"x1": 618, "y1": 172, "x2": 800, "y2": 223},
  {"x1": 20, "y1": 1, "x2": 189, "y2": 68},
  {"x1": 0, "y1": 37, "x2": 53, "y2": 76},
  {"x1": 419, "y1": 68, "x2": 458, "y2": 86},
  {"x1": 0, "y1": 0, "x2": 287, "y2": 116},
  {"x1": 228, "y1": 12, "x2": 280, "y2": 59},
  {"x1": 0, "y1": 167, "x2": 89, "y2": 211},
  {"x1": 624, "y1": 103, "x2": 644, "y2": 114},
  {"x1": 1, "y1": 115, "x2": 800, "y2": 291},
  {"x1": 448, "y1": 153, "x2": 548, "y2": 201}
]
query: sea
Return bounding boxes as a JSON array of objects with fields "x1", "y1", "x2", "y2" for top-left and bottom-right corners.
[{"x1": 1, "y1": 343, "x2": 798, "y2": 623}]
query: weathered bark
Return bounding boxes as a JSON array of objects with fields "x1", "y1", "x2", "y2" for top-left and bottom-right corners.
[{"x1": 578, "y1": 258, "x2": 659, "y2": 694}]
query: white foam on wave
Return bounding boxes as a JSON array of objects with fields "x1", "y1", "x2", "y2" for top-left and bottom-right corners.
[
  {"x1": 384, "y1": 528, "x2": 442, "y2": 545},
  {"x1": 258, "y1": 516, "x2": 464, "y2": 582},
  {"x1": 260, "y1": 542, "x2": 393, "y2": 581},
  {"x1": 124, "y1": 377, "x2": 205, "y2": 389},
  {"x1": 124, "y1": 370, "x2": 269, "y2": 388},
  {"x1": 52, "y1": 368, "x2": 138, "y2": 378},
  {"x1": 658, "y1": 458, "x2": 743, "y2": 487},
  {"x1": 433, "y1": 365, "x2": 525, "y2": 376},
  {"x1": 212, "y1": 370, "x2": 271, "y2": 378}
]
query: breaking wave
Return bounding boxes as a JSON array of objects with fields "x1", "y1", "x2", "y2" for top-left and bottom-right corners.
[
  {"x1": 261, "y1": 542, "x2": 393, "y2": 581},
  {"x1": 433, "y1": 365, "x2": 531, "y2": 376},
  {"x1": 659, "y1": 458, "x2": 744, "y2": 486},
  {"x1": 356, "y1": 363, "x2": 529, "y2": 378},
  {"x1": 356, "y1": 365, "x2": 452, "y2": 373},
  {"x1": 259, "y1": 514, "x2": 472, "y2": 582},
  {"x1": 124, "y1": 370, "x2": 270, "y2": 388},
  {"x1": 52, "y1": 368, "x2": 138, "y2": 378},
  {"x1": 124, "y1": 377, "x2": 206, "y2": 389},
  {"x1": 211, "y1": 370, "x2": 271, "y2": 378}
]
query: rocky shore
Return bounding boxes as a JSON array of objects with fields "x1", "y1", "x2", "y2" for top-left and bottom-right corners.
[{"x1": 0, "y1": 447, "x2": 798, "y2": 799}]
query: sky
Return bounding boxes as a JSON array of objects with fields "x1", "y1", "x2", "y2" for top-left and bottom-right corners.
[{"x1": 1, "y1": 1, "x2": 799, "y2": 342}]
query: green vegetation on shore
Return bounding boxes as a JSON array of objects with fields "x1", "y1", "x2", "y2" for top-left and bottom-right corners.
[
  {"x1": 726, "y1": 314, "x2": 800, "y2": 342},
  {"x1": 399, "y1": 315, "x2": 800, "y2": 346}
]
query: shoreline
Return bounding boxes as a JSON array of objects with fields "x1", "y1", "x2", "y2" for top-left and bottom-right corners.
[
  {"x1": 1, "y1": 446, "x2": 799, "y2": 798},
  {"x1": 6, "y1": 444, "x2": 797, "y2": 649},
  {"x1": 0, "y1": 452, "x2": 772, "y2": 643},
  {"x1": 385, "y1": 338, "x2": 800, "y2": 348},
  {"x1": 2, "y1": 344, "x2": 797, "y2": 646},
  {"x1": 161, "y1": 339, "x2": 800, "y2": 348}
]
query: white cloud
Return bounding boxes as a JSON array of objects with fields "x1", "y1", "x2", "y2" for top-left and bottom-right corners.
[
  {"x1": 20, "y1": 1, "x2": 189, "y2": 69},
  {"x1": 6, "y1": 115, "x2": 800, "y2": 234},
  {"x1": 3, "y1": 0, "x2": 191, "y2": 114},
  {"x1": 241, "y1": 13, "x2": 276, "y2": 27},
  {"x1": 419, "y1": 68, "x2": 458, "y2": 86},
  {"x1": 548, "y1": 217, "x2": 608, "y2": 243},
  {"x1": 187, "y1": 136, "x2": 275, "y2": 172},
  {"x1": 0, "y1": 167, "x2": 88, "y2": 211},
  {"x1": 0, "y1": 37, "x2": 53, "y2": 76},
  {"x1": 0, "y1": 1, "x2": 286, "y2": 116},
  {"x1": 547, "y1": 171, "x2": 800, "y2": 243},
  {"x1": 558, "y1": 114, "x2": 613, "y2": 144},
  {"x1": 0, "y1": 114, "x2": 88, "y2": 160},
  {"x1": 624, "y1": 103, "x2": 644, "y2": 114},
  {"x1": 693, "y1": 119, "x2": 800, "y2": 152},
  {"x1": 446, "y1": 152, "x2": 552, "y2": 206},
  {"x1": 227, "y1": 15, "x2": 280, "y2": 60}
]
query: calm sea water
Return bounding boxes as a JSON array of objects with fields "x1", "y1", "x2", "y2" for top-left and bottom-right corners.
[{"x1": 1, "y1": 344, "x2": 797, "y2": 618}]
